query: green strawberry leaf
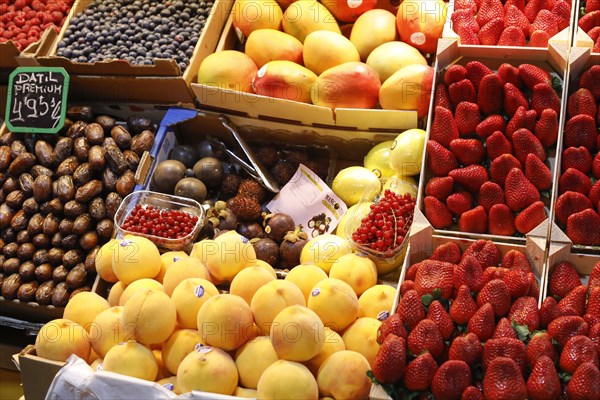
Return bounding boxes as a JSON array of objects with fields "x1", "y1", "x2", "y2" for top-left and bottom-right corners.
[
  {"x1": 457, "y1": 324, "x2": 468, "y2": 333},
  {"x1": 421, "y1": 294, "x2": 434, "y2": 306},
  {"x1": 439, "y1": 298, "x2": 451, "y2": 310},
  {"x1": 472, "y1": 364, "x2": 485, "y2": 382},
  {"x1": 551, "y1": 77, "x2": 563, "y2": 92},
  {"x1": 558, "y1": 371, "x2": 573, "y2": 384},
  {"x1": 513, "y1": 322, "x2": 531, "y2": 342},
  {"x1": 404, "y1": 391, "x2": 424, "y2": 400}
]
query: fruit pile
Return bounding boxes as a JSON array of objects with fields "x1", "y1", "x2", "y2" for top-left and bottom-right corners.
[
  {"x1": 451, "y1": 0, "x2": 571, "y2": 46},
  {"x1": 424, "y1": 62, "x2": 560, "y2": 235},
  {"x1": 121, "y1": 205, "x2": 199, "y2": 240},
  {"x1": 197, "y1": 0, "x2": 444, "y2": 114},
  {"x1": 0, "y1": 0, "x2": 73, "y2": 51},
  {"x1": 371, "y1": 239, "x2": 600, "y2": 399},
  {"x1": 578, "y1": 1, "x2": 600, "y2": 52},
  {"x1": 34, "y1": 231, "x2": 398, "y2": 399},
  {"x1": 555, "y1": 65, "x2": 600, "y2": 246},
  {"x1": 55, "y1": 0, "x2": 214, "y2": 71}
]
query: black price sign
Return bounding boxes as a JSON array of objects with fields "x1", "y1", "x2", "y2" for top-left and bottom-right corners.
[{"x1": 5, "y1": 67, "x2": 70, "y2": 134}]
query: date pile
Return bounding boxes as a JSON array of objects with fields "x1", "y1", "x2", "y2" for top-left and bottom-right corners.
[{"x1": 0, "y1": 106, "x2": 155, "y2": 307}]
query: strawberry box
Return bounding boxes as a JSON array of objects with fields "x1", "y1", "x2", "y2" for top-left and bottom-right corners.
[
  {"x1": 417, "y1": 38, "x2": 569, "y2": 243},
  {"x1": 573, "y1": 0, "x2": 600, "y2": 52},
  {"x1": 550, "y1": 47, "x2": 600, "y2": 251}
]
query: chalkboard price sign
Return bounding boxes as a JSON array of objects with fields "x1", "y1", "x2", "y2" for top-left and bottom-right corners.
[{"x1": 4, "y1": 67, "x2": 70, "y2": 134}]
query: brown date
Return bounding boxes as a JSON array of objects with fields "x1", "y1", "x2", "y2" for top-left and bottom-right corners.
[
  {"x1": 19, "y1": 261, "x2": 35, "y2": 281},
  {"x1": 17, "y1": 281, "x2": 39, "y2": 302},
  {"x1": 10, "y1": 141, "x2": 26, "y2": 158},
  {"x1": 111, "y1": 126, "x2": 132, "y2": 150},
  {"x1": 51, "y1": 232, "x2": 63, "y2": 247},
  {"x1": 0, "y1": 146, "x2": 11, "y2": 170},
  {"x1": 59, "y1": 219, "x2": 74, "y2": 236},
  {"x1": 54, "y1": 175, "x2": 76, "y2": 203},
  {"x1": 84, "y1": 246, "x2": 99, "y2": 274},
  {"x1": 66, "y1": 121, "x2": 87, "y2": 139},
  {"x1": 131, "y1": 130, "x2": 155, "y2": 156},
  {"x1": 66, "y1": 264, "x2": 87, "y2": 289},
  {"x1": 56, "y1": 156, "x2": 79, "y2": 177},
  {"x1": 96, "y1": 219, "x2": 114, "y2": 240},
  {"x1": 32, "y1": 234, "x2": 50, "y2": 249},
  {"x1": 3, "y1": 258, "x2": 20, "y2": 274},
  {"x1": 35, "y1": 263, "x2": 53, "y2": 282},
  {"x1": 0, "y1": 204, "x2": 15, "y2": 230},
  {"x1": 127, "y1": 116, "x2": 154, "y2": 135},
  {"x1": 103, "y1": 137, "x2": 118, "y2": 149},
  {"x1": 102, "y1": 168, "x2": 118, "y2": 191},
  {"x1": 61, "y1": 234, "x2": 79, "y2": 250},
  {"x1": 11, "y1": 210, "x2": 28, "y2": 231},
  {"x1": 43, "y1": 214, "x2": 60, "y2": 236},
  {"x1": 2, "y1": 177, "x2": 18, "y2": 193},
  {"x1": 52, "y1": 265, "x2": 68, "y2": 283},
  {"x1": 105, "y1": 145, "x2": 128, "y2": 174},
  {"x1": 89, "y1": 198, "x2": 106, "y2": 220},
  {"x1": 67, "y1": 106, "x2": 94, "y2": 122},
  {"x1": 19, "y1": 173, "x2": 34, "y2": 195},
  {"x1": 53, "y1": 137, "x2": 74, "y2": 164},
  {"x1": 51, "y1": 282, "x2": 70, "y2": 307},
  {"x1": 105, "y1": 192, "x2": 122, "y2": 219},
  {"x1": 0, "y1": 131, "x2": 14, "y2": 146},
  {"x1": 33, "y1": 249, "x2": 49, "y2": 266},
  {"x1": 47, "y1": 248, "x2": 64, "y2": 266},
  {"x1": 63, "y1": 201, "x2": 87, "y2": 219},
  {"x1": 63, "y1": 249, "x2": 84, "y2": 269},
  {"x1": 5, "y1": 190, "x2": 25, "y2": 208},
  {"x1": 33, "y1": 175, "x2": 53, "y2": 202},
  {"x1": 7, "y1": 152, "x2": 36, "y2": 177},
  {"x1": 74, "y1": 137, "x2": 90, "y2": 162},
  {"x1": 96, "y1": 115, "x2": 116, "y2": 133},
  {"x1": 1, "y1": 228, "x2": 16, "y2": 243},
  {"x1": 123, "y1": 150, "x2": 140, "y2": 170},
  {"x1": 0, "y1": 273, "x2": 3, "y2": 287},
  {"x1": 44, "y1": 198, "x2": 64, "y2": 215},
  {"x1": 84, "y1": 123, "x2": 105, "y2": 145},
  {"x1": 30, "y1": 165, "x2": 54, "y2": 179},
  {"x1": 76, "y1": 180, "x2": 103, "y2": 203},
  {"x1": 23, "y1": 198, "x2": 39, "y2": 215},
  {"x1": 116, "y1": 170, "x2": 135, "y2": 197},
  {"x1": 35, "y1": 280, "x2": 55, "y2": 305},
  {"x1": 17, "y1": 243, "x2": 35, "y2": 260},
  {"x1": 2, "y1": 273, "x2": 22, "y2": 300},
  {"x1": 88, "y1": 146, "x2": 106, "y2": 171},
  {"x1": 16, "y1": 230, "x2": 32, "y2": 244},
  {"x1": 3, "y1": 242, "x2": 18, "y2": 258},
  {"x1": 73, "y1": 214, "x2": 93, "y2": 236},
  {"x1": 79, "y1": 231, "x2": 99, "y2": 250},
  {"x1": 35, "y1": 141, "x2": 54, "y2": 167},
  {"x1": 73, "y1": 163, "x2": 93, "y2": 187},
  {"x1": 27, "y1": 214, "x2": 44, "y2": 235}
]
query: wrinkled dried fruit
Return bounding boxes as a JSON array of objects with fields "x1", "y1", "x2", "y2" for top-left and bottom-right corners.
[
  {"x1": 53, "y1": 137, "x2": 73, "y2": 164},
  {"x1": 11, "y1": 210, "x2": 28, "y2": 231},
  {"x1": 1, "y1": 273, "x2": 22, "y2": 300},
  {"x1": 105, "y1": 193, "x2": 122, "y2": 219},
  {"x1": 52, "y1": 265, "x2": 68, "y2": 283},
  {"x1": 76, "y1": 180, "x2": 103, "y2": 203},
  {"x1": 73, "y1": 163, "x2": 93, "y2": 187},
  {"x1": 56, "y1": 157, "x2": 79, "y2": 177},
  {"x1": 66, "y1": 121, "x2": 87, "y2": 139},
  {"x1": 88, "y1": 146, "x2": 106, "y2": 171},
  {"x1": 54, "y1": 175, "x2": 76, "y2": 203},
  {"x1": 51, "y1": 282, "x2": 70, "y2": 307},
  {"x1": 17, "y1": 281, "x2": 39, "y2": 302},
  {"x1": 116, "y1": 170, "x2": 135, "y2": 197},
  {"x1": 34, "y1": 264, "x2": 53, "y2": 282},
  {"x1": 33, "y1": 175, "x2": 53, "y2": 202},
  {"x1": 8, "y1": 153, "x2": 35, "y2": 177},
  {"x1": 104, "y1": 145, "x2": 128, "y2": 174},
  {"x1": 35, "y1": 141, "x2": 54, "y2": 167},
  {"x1": 89, "y1": 198, "x2": 106, "y2": 220},
  {"x1": 66, "y1": 264, "x2": 87, "y2": 290},
  {"x1": 35, "y1": 280, "x2": 55, "y2": 305},
  {"x1": 63, "y1": 201, "x2": 87, "y2": 219},
  {"x1": 84, "y1": 123, "x2": 105, "y2": 145},
  {"x1": 74, "y1": 137, "x2": 90, "y2": 162},
  {"x1": 123, "y1": 150, "x2": 140, "y2": 170},
  {"x1": 111, "y1": 126, "x2": 132, "y2": 150},
  {"x1": 96, "y1": 219, "x2": 114, "y2": 240},
  {"x1": 131, "y1": 130, "x2": 155, "y2": 155}
]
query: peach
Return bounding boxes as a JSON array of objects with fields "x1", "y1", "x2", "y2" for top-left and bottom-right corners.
[
  {"x1": 95, "y1": 239, "x2": 119, "y2": 283},
  {"x1": 257, "y1": 360, "x2": 318, "y2": 400},
  {"x1": 230, "y1": 266, "x2": 276, "y2": 305},
  {"x1": 35, "y1": 319, "x2": 91, "y2": 362},
  {"x1": 107, "y1": 281, "x2": 126, "y2": 307},
  {"x1": 341, "y1": 317, "x2": 381, "y2": 367},
  {"x1": 119, "y1": 278, "x2": 164, "y2": 306},
  {"x1": 316, "y1": 350, "x2": 371, "y2": 399},
  {"x1": 177, "y1": 346, "x2": 238, "y2": 395},
  {"x1": 171, "y1": 278, "x2": 219, "y2": 329},
  {"x1": 111, "y1": 236, "x2": 161, "y2": 285},
  {"x1": 358, "y1": 284, "x2": 396, "y2": 319},
  {"x1": 235, "y1": 387, "x2": 258, "y2": 398},
  {"x1": 270, "y1": 305, "x2": 325, "y2": 362},
  {"x1": 155, "y1": 251, "x2": 187, "y2": 283},
  {"x1": 307, "y1": 278, "x2": 359, "y2": 332},
  {"x1": 204, "y1": 231, "x2": 257, "y2": 282},
  {"x1": 63, "y1": 292, "x2": 110, "y2": 333},
  {"x1": 122, "y1": 289, "x2": 177, "y2": 345},
  {"x1": 90, "y1": 306, "x2": 134, "y2": 358},
  {"x1": 162, "y1": 257, "x2": 210, "y2": 296},
  {"x1": 156, "y1": 376, "x2": 180, "y2": 394},
  {"x1": 162, "y1": 329, "x2": 205, "y2": 375},
  {"x1": 284, "y1": 264, "x2": 328, "y2": 302},
  {"x1": 103, "y1": 341, "x2": 158, "y2": 381},
  {"x1": 245, "y1": 29, "x2": 303, "y2": 68},
  {"x1": 329, "y1": 253, "x2": 377, "y2": 296},
  {"x1": 299, "y1": 234, "x2": 353, "y2": 274},
  {"x1": 153, "y1": 350, "x2": 170, "y2": 380},
  {"x1": 251, "y1": 280, "x2": 306, "y2": 334},
  {"x1": 235, "y1": 336, "x2": 279, "y2": 389},
  {"x1": 304, "y1": 327, "x2": 346, "y2": 376}
]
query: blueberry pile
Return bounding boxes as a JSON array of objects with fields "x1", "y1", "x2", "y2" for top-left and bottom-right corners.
[{"x1": 56, "y1": 0, "x2": 214, "y2": 72}]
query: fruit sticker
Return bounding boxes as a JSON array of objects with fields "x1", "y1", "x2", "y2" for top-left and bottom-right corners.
[
  {"x1": 195, "y1": 343, "x2": 212, "y2": 354},
  {"x1": 312, "y1": 288, "x2": 321, "y2": 297},
  {"x1": 194, "y1": 285, "x2": 205, "y2": 298},
  {"x1": 377, "y1": 310, "x2": 390, "y2": 321},
  {"x1": 162, "y1": 383, "x2": 174, "y2": 391},
  {"x1": 347, "y1": 0, "x2": 363, "y2": 8}
]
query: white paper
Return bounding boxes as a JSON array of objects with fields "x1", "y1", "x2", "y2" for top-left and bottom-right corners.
[{"x1": 266, "y1": 164, "x2": 348, "y2": 238}]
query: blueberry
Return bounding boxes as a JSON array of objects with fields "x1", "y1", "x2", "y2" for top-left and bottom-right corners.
[{"x1": 178, "y1": 62, "x2": 187, "y2": 71}]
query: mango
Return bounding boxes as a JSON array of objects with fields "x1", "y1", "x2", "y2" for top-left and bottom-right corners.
[
  {"x1": 245, "y1": 29, "x2": 303, "y2": 68},
  {"x1": 233, "y1": 0, "x2": 283, "y2": 39},
  {"x1": 235, "y1": 336, "x2": 279, "y2": 389},
  {"x1": 253, "y1": 61, "x2": 317, "y2": 103},
  {"x1": 197, "y1": 51, "x2": 258, "y2": 94},
  {"x1": 329, "y1": 253, "x2": 378, "y2": 296},
  {"x1": 90, "y1": 306, "x2": 134, "y2": 358},
  {"x1": 177, "y1": 346, "x2": 238, "y2": 395},
  {"x1": 350, "y1": 9, "x2": 397, "y2": 60},
  {"x1": 119, "y1": 278, "x2": 164, "y2": 306},
  {"x1": 107, "y1": 281, "x2": 126, "y2": 307},
  {"x1": 304, "y1": 327, "x2": 346, "y2": 375},
  {"x1": 112, "y1": 236, "x2": 161, "y2": 285},
  {"x1": 311, "y1": 62, "x2": 381, "y2": 110},
  {"x1": 122, "y1": 289, "x2": 177, "y2": 345},
  {"x1": 162, "y1": 257, "x2": 210, "y2": 296},
  {"x1": 63, "y1": 292, "x2": 110, "y2": 333},
  {"x1": 307, "y1": 278, "x2": 359, "y2": 332},
  {"x1": 321, "y1": 0, "x2": 378, "y2": 22},
  {"x1": 303, "y1": 31, "x2": 360, "y2": 75},
  {"x1": 379, "y1": 64, "x2": 435, "y2": 118},
  {"x1": 358, "y1": 284, "x2": 396, "y2": 319},
  {"x1": 35, "y1": 319, "x2": 91, "y2": 362},
  {"x1": 204, "y1": 231, "x2": 257, "y2": 282},
  {"x1": 155, "y1": 251, "x2": 187, "y2": 283},
  {"x1": 366, "y1": 41, "x2": 428, "y2": 83},
  {"x1": 341, "y1": 317, "x2": 381, "y2": 367},
  {"x1": 284, "y1": 264, "x2": 328, "y2": 302},
  {"x1": 316, "y1": 350, "x2": 371, "y2": 399},
  {"x1": 234, "y1": 387, "x2": 258, "y2": 398},
  {"x1": 103, "y1": 341, "x2": 158, "y2": 381},
  {"x1": 257, "y1": 360, "x2": 318, "y2": 400},
  {"x1": 271, "y1": 305, "x2": 325, "y2": 362},
  {"x1": 299, "y1": 234, "x2": 353, "y2": 274},
  {"x1": 397, "y1": 0, "x2": 447, "y2": 54},
  {"x1": 162, "y1": 329, "x2": 205, "y2": 375},
  {"x1": 282, "y1": 0, "x2": 341, "y2": 42},
  {"x1": 251, "y1": 280, "x2": 306, "y2": 335},
  {"x1": 230, "y1": 266, "x2": 276, "y2": 305},
  {"x1": 171, "y1": 278, "x2": 219, "y2": 329},
  {"x1": 95, "y1": 239, "x2": 119, "y2": 282},
  {"x1": 196, "y1": 294, "x2": 255, "y2": 351}
]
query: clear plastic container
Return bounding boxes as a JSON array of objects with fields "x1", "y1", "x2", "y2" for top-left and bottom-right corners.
[{"x1": 114, "y1": 190, "x2": 205, "y2": 253}]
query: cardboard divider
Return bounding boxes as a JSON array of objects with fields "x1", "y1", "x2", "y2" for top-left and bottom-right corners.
[
  {"x1": 0, "y1": 21, "x2": 61, "y2": 71},
  {"x1": 572, "y1": 0, "x2": 598, "y2": 50}
]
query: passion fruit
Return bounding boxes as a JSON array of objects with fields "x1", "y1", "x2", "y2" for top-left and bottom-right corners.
[
  {"x1": 193, "y1": 157, "x2": 224, "y2": 187},
  {"x1": 174, "y1": 178, "x2": 207, "y2": 203},
  {"x1": 169, "y1": 145, "x2": 199, "y2": 168},
  {"x1": 152, "y1": 160, "x2": 187, "y2": 194}
]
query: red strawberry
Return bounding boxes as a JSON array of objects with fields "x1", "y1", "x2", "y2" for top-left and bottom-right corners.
[
  {"x1": 527, "y1": 356, "x2": 561, "y2": 400},
  {"x1": 450, "y1": 139, "x2": 485, "y2": 165},
  {"x1": 566, "y1": 362, "x2": 600, "y2": 400},
  {"x1": 528, "y1": 272, "x2": 540, "y2": 298},
  {"x1": 372, "y1": 334, "x2": 406, "y2": 383},
  {"x1": 478, "y1": 181, "x2": 505, "y2": 212},
  {"x1": 555, "y1": 191, "x2": 593, "y2": 226},
  {"x1": 503, "y1": 82, "x2": 529, "y2": 118},
  {"x1": 397, "y1": 290, "x2": 426, "y2": 331},
  {"x1": 513, "y1": 128, "x2": 546, "y2": 164},
  {"x1": 505, "y1": 167, "x2": 540, "y2": 211},
  {"x1": 483, "y1": 267, "x2": 509, "y2": 283},
  {"x1": 400, "y1": 280, "x2": 415, "y2": 295},
  {"x1": 534, "y1": 107, "x2": 559, "y2": 147},
  {"x1": 588, "y1": 0, "x2": 600, "y2": 12},
  {"x1": 478, "y1": 17, "x2": 504, "y2": 45},
  {"x1": 408, "y1": 319, "x2": 445, "y2": 359},
  {"x1": 449, "y1": 333, "x2": 483, "y2": 365},
  {"x1": 508, "y1": 296, "x2": 540, "y2": 332},
  {"x1": 502, "y1": 250, "x2": 533, "y2": 272},
  {"x1": 548, "y1": 315, "x2": 589, "y2": 346},
  {"x1": 540, "y1": 297, "x2": 561, "y2": 328},
  {"x1": 458, "y1": 206, "x2": 488, "y2": 233},
  {"x1": 589, "y1": 322, "x2": 600, "y2": 354},
  {"x1": 455, "y1": 0, "x2": 478, "y2": 11},
  {"x1": 404, "y1": 353, "x2": 438, "y2": 392},
  {"x1": 549, "y1": 261, "x2": 582, "y2": 299},
  {"x1": 559, "y1": 168, "x2": 592, "y2": 195},
  {"x1": 504, "y1": 0, "x2": 525, "y2": 11},
  {"x1": 431, "y1": 106, "x2": 460, "y2": 147},
  {"x1": 378, "y1": 313, "x2": 407, "y2": 344},
  {"x1": 590, "y1": 26, "x2": 600, "y2": 41},
  {"x1": 559, "y1": 335, "x2": 599, "y2": 373},
  {"x1": 414, "y1": 260, "x2": 455, "y2": 299},
  {"x1": 568, "y1": 88, "x2": 596, "y2": 119},
  {"x1": 456, "y1": 25, "x2": 482, "y2": 45},
  {"x1": 449, "y1": 79, "x2": 477, "y2": 107},
  {"x1": 488, "y1": 204, "x2": 517, "y2": 236},
  {"x1": 594, "y1": 153, "x2": 600, "y2": 179},
  {"x1": 454, "y1": 255, "x2": 485, "y2": 292},
  {"x1": 430, "y1": 242, "x2": 462, "y2": 264},
  {"x1": 589, "y1": 263, "x2": 600, "y2": 294},
  {"x1": 504, "y1": 268, "x2": 530, "y2": 299},
  {"x1": 476, "y1": 114, "x2": 506, "y2": 139},
  {"x1": 444, "y1": 64, "x2": 468, "y2": 86},
  {"x1": 449, "y1": 165, "x2": 489, "y2": 193},
  {"x1": 463, "y1": 239, "x2": 500, "y2": 267},
  {"x1": 447, "y1": 191, "x2": 474, "y2": 217},
  {"x1": 551, "y1": 0, "x2": 572, "y2": 30},
  {"x1": 506, "y1": 106, "x2": 537, "y2": 140},
  {"x1": 465, "y1": 61, "x2": 493, "y2": 92},
  {"x1": 530, "y1": 9, "x2": 559, "y2": 37},
  {"x1": 476, "y1": 0, "x2": 504, "y2": 26},
  {"x1": 427, "y1": 300, "x2": 455, "y2": 340},
  {"x1": 515, "y1": 201, "x2": 546, "y2": 234},
  {"x1": 426, "y1": 176, "x2": 455, "y2": 201},
  {"x1": 452, "y1": 9, "x2": 481, "y2": 34},
  {"x1": 518, "y1": 63, "x2": 552, "y2": 89},
  {"x1": 477, "y1": 73, "x2": 504, "y2": 115},
  {"x1": 497, "y1": 26, "x2": 527, "y2": 46},
  {"x1": 588, "y1": 181, "x2": 600, "y2": 208},
  {"x1": 498, "y1": 63, "x2": 522, "y2": 89},
  {"x1": 477, "y1": 279, "x2": 511, "y2": 317},
  {"x1": 482, "y1": 338, "x2": 527, "y2": 372},
  {"x1": 405, "y1": 262, "x2": 418, "y2": 282},
  {"x1": 435, "y1": 83, "x2": 453, "y2": 111},
  {"x1": 431, "y1": 360, "x2": 472, "y2": 400},
  {"x1": 564, "y1": 114, "x2": 597, "y2": 152},
  {"x1": 461, "y1": 386, "x2": 483, "y2": 400},
  {"x1": 486, "y1": 131, "x2": 513, "y2": 160},
  {"x1": 527, "y1": 331, "x2": 559, "y2": 367},
  {"x1": 578, "y1": 64, "x2": 600, "y2": 100},
  {"x1": 455, "y1": 102, "x2": 482, "y2": 136},
  {"x1": 468, "y1": 303, "x2": 496, "y2": 342},
  {"x1": 525, "y1": 154, "x2": 552, "y2": 191},
  {"x1": 493, "y1": 317, "x2": 518, "y2": 339},
  {"x1": 451, "y1": 285, "x2": 479, "y2": 325},
  {"x1": 531, "y1": 82, "x2": 561, "y2": 116},
  {"x1": 504, "y1": 5, "x2": 530, "y2": 36},
  {"x1": 558, "y1": 285, "x2": 587, "y2": 317},
  {"x1": 529, "y1": 30, "x2": 550, "y2": 47},
  {"x1": 428, "y1": 140, "x2": 459, "y2": 177},
  {"x1": 585, "y1": 313, "x2": 600, "y2": 328},
  {"x1": 562, "y1": 146, "x2": 593, "y2": 174},
  {"x1": 483, "y1": 357, "x2": 527, "y2": 400}
]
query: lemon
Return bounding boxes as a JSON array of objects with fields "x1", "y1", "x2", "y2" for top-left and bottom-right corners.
[
  {"x1": 389, "y1": 128, "x2": 426, "y2": 176},
  {"x1": 332, "y1": 167, "x2": 381, "y2": 207},
  {"x1": 364, "y1": 141, "x2": 395, "y2": 178},
  {"x1": 300, "y1": 234, "x2": 353, "y2": 274}
]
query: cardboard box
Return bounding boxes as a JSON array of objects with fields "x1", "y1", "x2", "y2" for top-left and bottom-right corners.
[
  {"x1": 17, "y1": 0, "x2": 234, "y2": 104},
  {"x1": 415, "y1": 39, "x2": 569, "y2": 244},
  {"x1": 0, "y1": 23, "x2": 61, "y2": 71},
  {"x1": 190, "y1": 6, "x2": 422, "y2": 131}
]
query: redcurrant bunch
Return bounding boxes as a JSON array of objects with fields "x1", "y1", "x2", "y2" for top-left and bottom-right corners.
[{"x1": 122, "y1": 204, "x2": 198, "y2": 240}]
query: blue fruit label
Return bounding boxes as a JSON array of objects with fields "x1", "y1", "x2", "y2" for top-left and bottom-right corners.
[
  {"x1": 311, "y1": 288, "x2": 321, "y2": 297},
  {"x1": 173, "y1": 257, "x2": 181, "y2": 262},
  {"x1": 163, "y1": 383, "x2": 174, "y2": 391},
  {"x1": 96, "y1": 363, "x2": 103, "y2": 371},
  {"x1": 377, "y1": 311, "x2": 390, "y2": 321},
  {"x1": 241, "y1": 236, "x2": 249, "y2": 244},
  {"x1": 195, "y1": 343, "x2": 211, "y2": 353},
  {"x1": 195, "y1": 285, "x2": 205, "y2": 298},
  {"x1": 120, "y1": 239, "x2": 133, "y2": 247}
]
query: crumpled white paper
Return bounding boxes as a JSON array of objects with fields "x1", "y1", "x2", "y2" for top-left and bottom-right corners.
[{"x1": 45, "y1": 355, "x2": 253, "y2": 400}]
